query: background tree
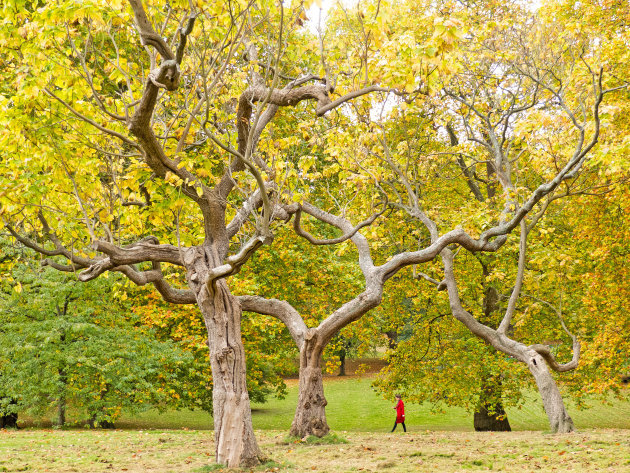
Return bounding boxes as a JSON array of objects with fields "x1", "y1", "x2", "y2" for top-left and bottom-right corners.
[
  {"x1": 0, "y1": 247, "x2": 200, "y2": 428},
  {"x1": 358, "y1": 5, "x2": 625, "y2": 432}
]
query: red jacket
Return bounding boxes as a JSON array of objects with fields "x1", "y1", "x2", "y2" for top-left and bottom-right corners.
[{"x1": 395, "y1": 399, "x2": 405, "y2": 423}]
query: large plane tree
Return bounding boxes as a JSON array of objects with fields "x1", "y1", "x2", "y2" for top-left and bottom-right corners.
[{"x1": 0, "y1": 0, "x2": 391, "y2": 466}]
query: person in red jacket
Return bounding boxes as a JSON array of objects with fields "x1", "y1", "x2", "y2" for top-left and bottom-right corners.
[{"x1": 391, "y1": 394, "x2": 406, "y2": 432}]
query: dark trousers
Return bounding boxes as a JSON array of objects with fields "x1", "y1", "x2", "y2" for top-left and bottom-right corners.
[{"x1": 391, "y1": 421, "x2": 406, "y2": 432}]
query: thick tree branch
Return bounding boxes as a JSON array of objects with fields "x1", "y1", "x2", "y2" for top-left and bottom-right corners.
[
  {"x1": 94, "y1": 237, "x2": 186, "y2": 266},
  {"x1": 299, "y1": 202, "x2": 375, "y2": 277},
  {"x1": 530, "y1": 340, "x2": 580, "y2": 372},
  {"x1": 237, "y1": 295, "x2": 307, "y2": 349},
  {"x1": 128, "y1": 0, "x2": 175, "y2": 61},
  {"x1": 204, "y1": 234, "x2": 272, "y2": 291}
]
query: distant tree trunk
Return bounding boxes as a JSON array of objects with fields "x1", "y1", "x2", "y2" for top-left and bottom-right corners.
[
  {"x1": 474, "y1": 273, "x2": 512, "y2": 431},
  {"x1": 185, "y1": 245, "x2": 262, "y2": 467},
  {"x1": 338, "y1": 348, "x2": 346, "y2": 376},
  {"x1": 56, "y1": 365, "x2": 67, "y2": 427},
  {"x1": 88, "y1": 388, "x2": 115, "y2": 429},
  {"x1": 0, "y1": 399, "x2": 18, "y2": 429},
  {"x1": 56, "y1": 398, "x2": 66, "y2": 427},
  {"x1": 384, "y1": 330, "x2": 398, "y2": 350},
  {"x1": 474, "y1": 380, "x2": 511, "y2": 432},
  {"x1": 290, "y1": 331, "x2": 329, "y2": 438}
]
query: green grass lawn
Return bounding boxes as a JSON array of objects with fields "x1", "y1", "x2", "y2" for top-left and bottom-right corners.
[
  {"x1": 8, "y1": 376, "x2": 630, "y2": 473},
  {"x1": 112, "y1": 375, "x2": 630, "y2": 432}
]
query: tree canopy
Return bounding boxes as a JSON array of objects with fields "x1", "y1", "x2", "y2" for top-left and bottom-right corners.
[{"x1": 0, "y1": 0, "x2": 627, "y2": 467}]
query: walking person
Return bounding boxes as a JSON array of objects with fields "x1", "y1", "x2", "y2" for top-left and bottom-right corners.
[{"x1": 391, "y1": 394, "x2": 406, "y2": 432}]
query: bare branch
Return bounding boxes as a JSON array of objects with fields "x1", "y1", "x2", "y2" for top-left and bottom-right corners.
[
  {"x1": 205, "y1": 234, "x2": 272, "y2": 290},
  {"x1": 44, "y1": 88, "x2": 139, "y2": 149},
  {"x1": 237, "y1": 295, "x2": 307, "y2": 349},
  {"x1": 293, "y1": 197, "x2": 387, "y2": 246},
  {"x1": 498, "y1": 219, "x2": 527, "y2": 334}
]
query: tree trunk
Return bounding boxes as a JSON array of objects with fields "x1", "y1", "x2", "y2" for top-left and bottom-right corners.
[
  {"x1": 56, "y1": 397, "x2": 66, "y2": 427},
  {"x1": 56, "y1": 366, "x2": 66, "y2": 427},
  {"x1": 186, "y1": 246, "x2": 262, "y2": 468},
  {"x1": 338, "y1": 348, "x2": 346, "y2": 376},
  {"x1": 474, "y1": 380, "x2": 511, "y2": 432},
  {"x1": 0, "y1": 412, "x2": 18, "y2": 429},
  {"x1": 527, "y1": 351, "x2": 574, "y2": 433},
  {"x1": 0, "y1": 399, "x2": 18, "y2": 429},
  {"x1": 290, "y1": 332, "x2": 329, "y2": 438},
  {"x1": 384, "y1": 330, "x2": 398, "y2": 350}
]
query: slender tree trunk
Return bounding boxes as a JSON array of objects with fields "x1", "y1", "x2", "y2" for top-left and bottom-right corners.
[
  {"x1": 290, "y1": 332, "x2": 329, "y2": 438},
  {"x1": 338, "y1": 348, "x2": 346, "y2": 376},
  {"x1": 186, "y1": 246, "x2": 262, "y2": 468},
  {"x1": 56, "y1": 366, "x2": 66, "y2": 427},
  {"x1": 474, "y1": 379, "x2": 511, "y2": 432},
  {"x1": 527, "y1": 350, "x2": 574, "y2": 433}
]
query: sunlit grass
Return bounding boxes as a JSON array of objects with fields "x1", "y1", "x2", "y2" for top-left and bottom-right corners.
[{"x1": 110, "y1": 375, "x2": 630, "y2": 432}]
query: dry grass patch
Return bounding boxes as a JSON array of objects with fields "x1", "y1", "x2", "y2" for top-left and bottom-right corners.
[{"x1": 1, "y1": 429, "x2": 629, "y2": 472}]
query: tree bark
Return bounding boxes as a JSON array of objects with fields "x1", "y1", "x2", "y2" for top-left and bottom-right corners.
[
  {"x1": 526, "y1": 350, "x2": 574, "y2": 433},
  {"x1": 185, "y1": 246, "x2": 262, "y2": 467},
  {"x1": 290, "y1": 331, "x2": 329, "y2": 438}
]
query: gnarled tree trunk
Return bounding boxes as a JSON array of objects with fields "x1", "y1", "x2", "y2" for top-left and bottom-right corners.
[
  {"x1": 186, "y1": 246, "x2": 262, "y2": 467},
  {"x1": 527, "y1": 350, "x2": 574, "y2": 433},
  {"x1": 290, "y1": 332, "x2": 329, "y2": 438}
]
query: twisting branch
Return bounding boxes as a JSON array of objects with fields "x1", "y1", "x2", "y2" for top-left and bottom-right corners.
[
  {"x1": 44, "y1": 88, "x2": 139, "y2": 149},
  {"x1": 128, "y1": 0, "x2": 175, "y2": 61},
  {"x1": 522, "y1": 295, "x2": 581, "y2": 372},
  {"x1": 226, "y1": 190, "x2": 264, "y2": 238},
  {"x1": 412, "y1": 269, "x2": 446, "y2": 291},
  {"x1": 127, "y1": 1, "x2": 205, "y2": 206},
  {"x1": 76, "y1": 236, "x2": 186, "y2": 282},
  {"x1": 498, "y1": 219, "x2": 528, "y2": 334},
  {"x1": 237, "y1": 295, "x2": 307, "y2": 349},
  {"x1": 204, "y1": 234, "x2": 272, "y2": 291},
  {"x1": 293, "y1": 196, "x2": 387, "y2": 246},
  {"x1": 6, "y1": 211, "x2": 92, "y2": 268}
]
